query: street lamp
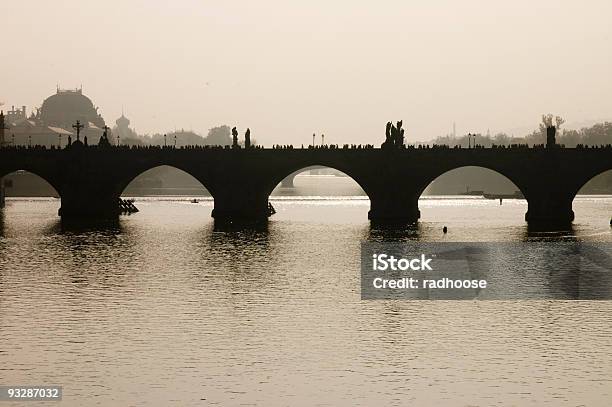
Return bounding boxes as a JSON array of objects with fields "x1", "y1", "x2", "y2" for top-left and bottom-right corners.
[
  {"x1": 164, "y1": 134, "x2": 167, "y2": 147},
  {"x1": 312, "y1": 133, "x2": 315, "y2": 147},
  {"x1": 174, "y1": 135, "x2": 177, "y2": 148},
  {"x1": 321, "y1": 134, "x2": 325, "y2": 146}
]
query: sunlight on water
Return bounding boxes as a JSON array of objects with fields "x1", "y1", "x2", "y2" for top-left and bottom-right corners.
[{"x1": 0, "y1": 193, "x2": 611, "y2": 406}]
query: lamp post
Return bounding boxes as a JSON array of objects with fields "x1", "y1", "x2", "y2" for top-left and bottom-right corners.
[
  {"x1": 468, "y1": 133, "x2": 477, "y2": 149},
  {"x1": 164, "y1": 134, "x2": 167, "y2": 147},
  {"x1": 321, "y1": 134, "x2": 325, "y2": 146},
  {"x1": 312, "y1": 133, "x2": 315, "y2": 147},
  {"x1": 174, "y1": 135, "x2": 177, "y2": 148}
]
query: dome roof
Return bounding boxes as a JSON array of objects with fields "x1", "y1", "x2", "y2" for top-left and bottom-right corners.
[
  {"x1": 40, "y1": 88, "x2": 105, "y2": 129},
  {"x1": 116, "y1": 114, "x2": 130, "y2": 127}
]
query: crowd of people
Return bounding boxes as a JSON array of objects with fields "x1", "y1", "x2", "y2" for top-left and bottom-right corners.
[
  {"x1": 2, "y1": 120, "x2": 612, "y2": 151},
  {"x1": 2, "y1": 141, "x2": 611, "y2": 151}
]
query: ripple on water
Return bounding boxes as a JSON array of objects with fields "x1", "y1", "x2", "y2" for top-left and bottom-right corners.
[{"x1": 0, "y1": 198, "x2": 611, "y2": 406}]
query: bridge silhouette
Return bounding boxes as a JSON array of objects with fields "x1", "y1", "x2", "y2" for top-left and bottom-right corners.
[{"x1": 0, "y1": 144, "x2": 610, "y2": 227}]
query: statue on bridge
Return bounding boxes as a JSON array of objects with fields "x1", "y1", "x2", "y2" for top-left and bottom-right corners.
[
  {"x1": 541, "y1": 114, "x2": 565, "y2": 149},
  {"x1": 245, "y1": 128, "x2": 251, "y2": 148},
  {"x1": 98, "y1": 125, "x2": 112, "y2": 147},
  {"x1": 384, "y1": 122, "x2": 392, "y2": 145},
  {"x1": 396, "y1": 120, "x2": 405, "y2": 147},
  {"x1": 232, "y1": 127, "x2": 239, "y2": 149},
  {"x1": 382, "y1": 120, "x2": 405, "y2": 149}
]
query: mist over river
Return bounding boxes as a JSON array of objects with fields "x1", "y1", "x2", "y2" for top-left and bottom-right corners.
[{"x1": 1, "y1": 176, "x2": 611, "y2": 406}]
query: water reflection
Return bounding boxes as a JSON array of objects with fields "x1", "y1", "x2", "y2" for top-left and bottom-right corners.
[
  {"x1": 524, "y1": 224, "x2": 577, "y2": 240},
  {"x1": 22, "y1": 216, "x2": 139, "y2": 292},
  {"x1": 544, "y1": 243, "x2": 612, "y2": 299},
  {"x1": 212, "y1": 218, "x2": 269, "y2": 233},
  {"x1": 367, "y1": 223, "x2": 421, "y2": 242},
  {"x1": 50, "y1": 218, "x2": 123, "y2": 235},
  {"x1": 1, "y1": 198, "x2": 611, "y2": 406}
]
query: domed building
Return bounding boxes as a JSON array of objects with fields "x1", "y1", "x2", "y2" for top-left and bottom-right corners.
[
  {"x1": 39, "y1": 87, "x2": 105, "y2": 130},
  {"x1": 5, "y1": 87, "x2": 106, "y2": 147}
]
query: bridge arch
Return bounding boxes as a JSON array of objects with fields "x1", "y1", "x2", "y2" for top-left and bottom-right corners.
[
  {"x1": 574, "y1": 168, "x2": 612, "y2": 197},
  {"x1": 0, "y1": 169, "x2": 62, "y2": 198},
  {"x1": 265, "y1": 163, "x2": 373, "y2": 199},
  {"x1": 118, "y1": 164, "x2": 212, "y2": 198},
  {"x1": 115, "y1": 164, "x2": 215, "y2": 199},
  {"x1": 279, "y1": 166, "x2": 331, "y2": 188},
  {"x1": 572, "y1": 168, "x2": 612, "y2": 222},
  {"x1": 406, "y1": 162, "x2": 526, "y2": 226},
  {"x1": 417, "y1": 165, "x2": 527, "y2": 199}
]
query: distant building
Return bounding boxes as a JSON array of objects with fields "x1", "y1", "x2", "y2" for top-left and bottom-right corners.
[
  {"x1": 6, "y1": 87, "x2": 106, "y2": 147},
  {"x1": 113, "y1": 113, "x2": 139, "y2": 144},
  {"x1": 5, "y1": 105, "x2": 27, "y2": 125}
]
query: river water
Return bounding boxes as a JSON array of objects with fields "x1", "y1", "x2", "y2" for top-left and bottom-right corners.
[{"x1": 1, "y1": 176, "x2": 611, "y2": 406}]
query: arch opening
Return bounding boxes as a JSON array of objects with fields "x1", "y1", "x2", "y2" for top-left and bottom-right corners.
[
  {"x1": 573, "y1": 169, "x2": 612, "y2": 225},
  {"x1": 577, "y1": 169, "x2": 612, "y2": 196},
  {"x1": 0, "y1": 170, "x2": 61, "y2": 219},
  {"x1": 271, "y1": 165, "x2": 368, "y2": 198},
  {"x1": 422, "y1": 166, "x2": 524, "y2": 198},
  {"x1": 267, "y1": 165, "x2": 370, "y2": 222},
  {"x1": 120, "y1": 165, "x2": 212, "y2": 198},
  {"x1": 418, "y1": 166, "x2": 526, "y2": 225},
  {"x1": 118, "y1": 165, "x2": 214, "y2": 216},
  {"x1": 1, "y1": 170, "x2": 60, "y2": 198}
]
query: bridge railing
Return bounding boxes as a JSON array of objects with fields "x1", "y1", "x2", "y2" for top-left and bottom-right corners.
[{"x1": 1, "y1": 143, "x2": 611, "y2": 151}]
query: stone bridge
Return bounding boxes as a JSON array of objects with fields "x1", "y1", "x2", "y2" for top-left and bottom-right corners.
[{"x1": 0, "y1": 145, "x2": 610, "y2": 227}]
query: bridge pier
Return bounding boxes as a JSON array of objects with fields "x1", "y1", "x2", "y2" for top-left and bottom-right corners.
[
  {"x1": 525, "y1": 193, "x2": 574, "y2": 227},
  {"x1": 368, "y1": 193, "x2": 420, "y2": 224},
  {"x1": 211, "y1": 189, "x2": 270, "y2": 222},
  {"x1": 0, "y1": 177, "x2": 5, "y2": 208},
  {"x1": 59, "y1": 194, "x2": 121, "y2": 219},
  {"x1": 58, "y1": 185, "x2": 121, "y2": 219}
]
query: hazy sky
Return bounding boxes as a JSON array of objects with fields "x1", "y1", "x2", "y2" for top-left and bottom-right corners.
[{"x1": 2, "y1": 0, "x2": 611, "y2": 144}]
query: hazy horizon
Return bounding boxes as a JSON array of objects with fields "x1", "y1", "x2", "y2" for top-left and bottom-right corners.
[{"x1": 2, "y1": 0, "x2": 611, "y2": 144}]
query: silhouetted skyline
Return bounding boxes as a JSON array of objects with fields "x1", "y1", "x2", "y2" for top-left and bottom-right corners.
[{"x1": 2, "y1": 0, "x2": 611, "y2": 144}]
